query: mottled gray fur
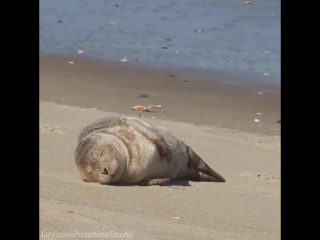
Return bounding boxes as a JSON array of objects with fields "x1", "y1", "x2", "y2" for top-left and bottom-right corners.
[
  {"x1": 74, "y1": 117, "x2": 225, "y2": 186},
  {"x1": 77, "y1": 116, "x2": 171, "y2": 163}
]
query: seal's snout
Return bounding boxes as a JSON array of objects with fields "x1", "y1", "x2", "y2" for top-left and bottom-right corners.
[
  {"x1": 98, "y1": 168, "x2": 113, "y2": 184},
  {"x1": 97, "y1": 142, "x2": 126, "y2": 184}
]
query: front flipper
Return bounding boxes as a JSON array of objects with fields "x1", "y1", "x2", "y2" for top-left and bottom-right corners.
[
  {"x1": 136, "y1": 178, "x2": 170, "y2": 186},
  {"x1": 121, "y1": 118, "x2": 172, "y2": 163}
]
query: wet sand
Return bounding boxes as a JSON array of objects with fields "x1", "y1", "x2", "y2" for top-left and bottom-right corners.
[{"x1": 40, "y1": 54, "x2": 280, "y2": 136}]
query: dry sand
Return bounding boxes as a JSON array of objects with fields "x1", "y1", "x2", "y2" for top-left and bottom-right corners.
[{"x1": 40, "y1": 101, "x2": 280, "y2": 239}]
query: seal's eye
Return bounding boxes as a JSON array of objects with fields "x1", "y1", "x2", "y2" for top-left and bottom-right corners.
[{"x1": 101, "y1": 167, "x2": 109, "y2": 175}]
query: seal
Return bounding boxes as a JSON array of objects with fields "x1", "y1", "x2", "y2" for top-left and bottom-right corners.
[
  {"x1": 77, "y1": 116, "x2": 172, "y2": 163},
  {"x1": 74, "y1": 118, "x2": 226, "y2": 185}
]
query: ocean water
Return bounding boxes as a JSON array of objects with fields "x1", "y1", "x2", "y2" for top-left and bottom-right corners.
[{"x1": 40, "y1": 0, "x2": 280, "y2": 84}]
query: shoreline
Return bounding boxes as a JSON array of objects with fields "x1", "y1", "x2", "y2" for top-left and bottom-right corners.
[
  {"x1": 40, "y1": 0, "x2": 280, "y2": 85},
  {"x1": 40, "y1": 53, "x2": 280, "y2": 136},
  {"x1": 40, "y1": 51, "x2": 280, "y2": 85}
]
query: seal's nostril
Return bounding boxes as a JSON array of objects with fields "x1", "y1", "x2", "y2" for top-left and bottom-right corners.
[{"x1": 102, "y1": 167, "x2": 109, "y2": 175}]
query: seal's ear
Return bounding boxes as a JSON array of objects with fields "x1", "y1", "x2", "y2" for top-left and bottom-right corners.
[{"x1": 101, "y1": 167, "x2": 109, "y2": 175}]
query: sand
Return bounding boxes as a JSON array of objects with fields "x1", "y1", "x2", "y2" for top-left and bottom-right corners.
[
  {"x1": 40, "y1": 100, "x2": 280, "y2": 240},
  {"x1": 40, "y1": 54, "x2": 280, "y2": 239},
  {"x1": 40, "y1": 55, "x2": 280, "y2": 136}
]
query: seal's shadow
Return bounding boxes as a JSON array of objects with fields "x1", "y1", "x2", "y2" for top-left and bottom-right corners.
[
  {"x1": 111, "y1": 180, "x2": 191, "y2": 187},
  {"x1": 166, "y1": 180, "x2": 191, "y2": 186}
]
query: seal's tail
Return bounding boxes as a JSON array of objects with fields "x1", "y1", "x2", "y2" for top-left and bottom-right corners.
[{"x1": 186, "y1": 146, "x2": 226, "y2": 182}]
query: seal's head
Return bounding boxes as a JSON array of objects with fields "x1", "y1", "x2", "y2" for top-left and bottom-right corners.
[{"x1": 74, "y1": 132, "x2": 128, "y2": 184}]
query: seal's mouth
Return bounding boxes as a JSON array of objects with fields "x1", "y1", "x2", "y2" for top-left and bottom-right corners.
[{"x1": 99, "y1": 167, "x2": 116, "y2": 185}]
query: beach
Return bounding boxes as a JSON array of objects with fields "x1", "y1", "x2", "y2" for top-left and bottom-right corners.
[
  {"x1": 40, "y1": 55, "x2": 280, "y2": 240},
  {"x1": 40, "y1": 0, "x2": 280, "y2": 239},
  {"x1": 40, "y1": 101, "x2": 280, "y2": 240}
]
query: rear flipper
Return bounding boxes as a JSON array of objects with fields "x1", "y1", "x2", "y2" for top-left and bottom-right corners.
[
  {"x1": 136, "y1": 178, "x2": 171, "y2": 186},
  {"x1": 178, "y1": 168, "x2": 222, "y2": 182},
  {"x1": 186, "y1": 146, "x2": 226, "y2": 182},
  {"x1": 121, "y1": 118, "x2": 172, "y2": 163}
]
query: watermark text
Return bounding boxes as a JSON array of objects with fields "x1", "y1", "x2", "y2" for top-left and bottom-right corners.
[{"x1": 41, "y1": 231, "x2": 133, "y2": 238}]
